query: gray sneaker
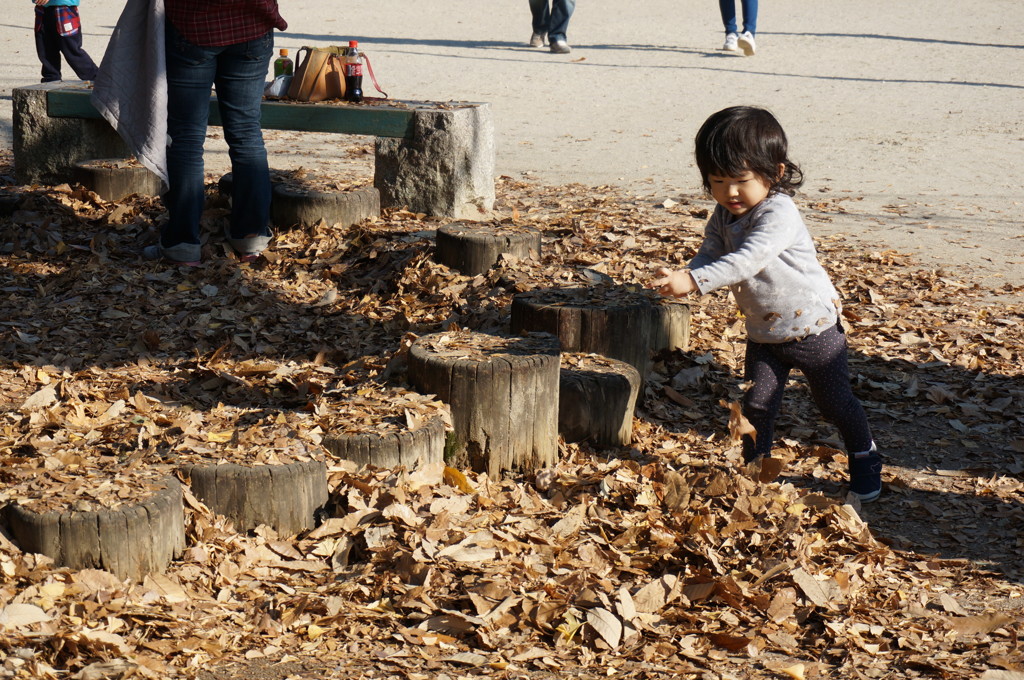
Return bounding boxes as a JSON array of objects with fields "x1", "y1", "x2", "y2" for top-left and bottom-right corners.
[
  {"x1": 549, "y1": 39, "x2": 571, "y2": 54},
  {"x1": 529, "y1": 32, "x2": 546, "y2": 47},
  {"x1": 142, "y1": 241, "x2": 201, "y2": 266}
]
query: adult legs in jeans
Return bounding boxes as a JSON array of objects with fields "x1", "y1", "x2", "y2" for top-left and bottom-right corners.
[
  {"x1": 529, "y1": 0, "x2": 576, "y2": 42},
  {"x1": 741, "y1": 325, "x2": 873, "y2": 462},
  {"x1": 163, "y1": 25, "x2": 273, "y2": 252},
  {"x1": 718, "y1": 0, "x2": 758, "y2": 35}
]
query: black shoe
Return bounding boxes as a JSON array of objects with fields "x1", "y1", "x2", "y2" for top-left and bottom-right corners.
[{"x1": 848, "y1": 449, "x2": 882, "y2": 503}]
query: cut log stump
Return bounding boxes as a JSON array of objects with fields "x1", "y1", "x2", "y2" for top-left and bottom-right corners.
[
  {"x1": 219, "y1": 173, "x2": 380, "y2": 228},
  {"x1": 72, "y1": 158, "x2": 162, "y2": 201},
  {"x1": 511, "y1": 286, "x2": 690, "y2": 378},
  {"x1": 407, "y1": 331, "x2": 560, "y2": 478},
  {"x1": 435, "y1": 222, "x2": 541, "y2": 275},
  {"x1": 182, "y1": 459, "x2": 328, "y2": 536},
  {"x1": 322, "y1": 412, "x2": 447, "y2": 469},
  {"x1": 2, "y1": 477, "x2": 185, "y2": 581},
  {"x1": 272, "y1": 183, "x2": 380, "y2": 228},
  {"x1": 559, "y1": 354, "x2": 641, "y2": 448}
]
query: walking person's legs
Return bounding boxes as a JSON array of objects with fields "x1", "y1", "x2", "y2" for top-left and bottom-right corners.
[
  {"x1": 547, "y1": 0, "x2": 575, "y2": 43},
  {"x1": 528, "y1": 0, "x2": 550, "y2": 37},
  {"x1": 35, "y1": 7, "x2": 63, "y2": 82},
  {"x1": 789, "y1": 325, "x2": 881, "y2": 501},
  {"x1": 739, "y1": 0, "x2": 758, "y2": 35},
  {"x1": 741, "y1": 340, "x2": 792, "y2": 462},
  {"x1": 54, "y1": 7, "x2": 98, "y2": 80},
  {"x1": 736, "y1": 0, "x2": 758, "y2": 55},
  {"x1": 718, "y1": 0, "x2": 739, "y2": 35}
]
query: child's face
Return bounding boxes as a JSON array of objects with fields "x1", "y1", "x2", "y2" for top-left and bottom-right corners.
[{"x1": 707, "y1": 169, "x2": 775, "y2": 217}]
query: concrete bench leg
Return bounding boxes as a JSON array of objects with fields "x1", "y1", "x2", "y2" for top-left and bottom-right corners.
[
  {"x1": 13, "y1": 83, "x2": 131, "y2": 186},
  {"x1": 374, "y1": 103, "x2": 495, "y2": 219}
]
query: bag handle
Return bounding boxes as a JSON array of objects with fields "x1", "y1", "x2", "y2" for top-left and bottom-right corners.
[{"x1": 361, "y1": 53, "x2": 389, "y2": 99}]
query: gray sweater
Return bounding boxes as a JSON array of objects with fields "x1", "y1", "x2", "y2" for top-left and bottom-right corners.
[{"x1": 688, "y1": 193, "x2": 841, "y2": 344}]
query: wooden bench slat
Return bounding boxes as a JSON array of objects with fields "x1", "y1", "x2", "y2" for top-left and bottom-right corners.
[{"x1": 46, "y1": 89, "x2": 415, "y2": 138}]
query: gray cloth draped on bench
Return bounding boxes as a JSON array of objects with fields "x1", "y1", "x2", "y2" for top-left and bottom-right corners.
[{"x1": 91, "y1": 0, "x2": 168, "y2": 190}]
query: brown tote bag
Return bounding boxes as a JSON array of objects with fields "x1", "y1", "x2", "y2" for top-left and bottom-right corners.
[{"x1": 286, "y1": 46, "x2": 347, "y2": 102}]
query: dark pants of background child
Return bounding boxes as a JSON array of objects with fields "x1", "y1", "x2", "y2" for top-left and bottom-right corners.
[
  {"x1": 34, "y1": 6, "x2": 99, "y2": 83},
  {"x1": 742, "y1": 323, "x2": 873, "y2": 461}
]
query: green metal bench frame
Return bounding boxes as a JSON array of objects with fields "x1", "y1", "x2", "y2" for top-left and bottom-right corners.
[{"x1": 46, "y1": 87, "x2": 417, "y2": 139}]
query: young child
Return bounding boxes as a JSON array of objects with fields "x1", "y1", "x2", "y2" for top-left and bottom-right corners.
[
  {"x1": 651, "y1": 106, "x2": 882, "y2": 502},
  {"x1": 33, "y1": 0, "x2": 99, "y2": 83}
]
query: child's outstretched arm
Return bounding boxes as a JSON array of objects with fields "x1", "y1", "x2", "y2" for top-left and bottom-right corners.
[{"x1": 651, "y1": 267, "x2": 697, "y2": 298}]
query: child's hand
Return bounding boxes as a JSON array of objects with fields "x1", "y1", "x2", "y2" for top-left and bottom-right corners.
[{"x1": 651, "y1": 267, "x2": 697, "y2": 297}]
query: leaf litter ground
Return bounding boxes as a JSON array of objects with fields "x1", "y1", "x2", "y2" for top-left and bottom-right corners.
[{"x1": 0, "y1": 150, "x2": 1022, "y2": 680}]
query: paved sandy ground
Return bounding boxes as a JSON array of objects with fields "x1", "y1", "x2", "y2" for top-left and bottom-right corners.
[{"x1": 1, "y1": 0, "x2": 1021, "y2": 284}]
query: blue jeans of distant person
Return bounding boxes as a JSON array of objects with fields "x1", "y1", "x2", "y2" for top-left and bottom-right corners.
[
  {"x1": 163, "y1": 24, "x2": 274, "y2": 250},
  {"x1": 719, "y1": 0, "x2": 757, "y2": 35},
  {"x1": 529, "y1": 0, "x2": 576, "y2": 42}
]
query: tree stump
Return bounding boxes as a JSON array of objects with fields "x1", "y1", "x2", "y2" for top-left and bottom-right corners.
[
  {"x1": 407, "y1": 331, "x2": 560, "y2": 478},
  {"x1": 511, "y1": 286, "x2": 690, "y2": 378},
  {"x1": 559, "y1": 354, "x2": 641, "y2": 448},
  {"x1": 181, "y1": 459, "x2": 328, "y2": 536},
  {"x1": 322, "y1": 413, "x2": 447, "y2": 469},
  {"x1": 272, "y1": 183, "x2": 380, "y2": 228},
  {"x1": 72, "y1": 158, "x2": 162, "y2": 201},
  {"x1": 2, "y1": 477, "x2": 185, "y2": 581},
  {"x1": 435, "y1": 222, "x2": 541, "y2": 275},
  {"x1": 218, "y1": 173, "x2": 380, "y2": 228}
]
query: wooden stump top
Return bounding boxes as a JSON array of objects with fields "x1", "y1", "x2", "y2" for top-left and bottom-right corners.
[
  {"x1": 513, "y1": 283, "x2": 662, "y2": 310},
  {"x1": 411, "y1": 330, "x2": 560, "y2": 362}
]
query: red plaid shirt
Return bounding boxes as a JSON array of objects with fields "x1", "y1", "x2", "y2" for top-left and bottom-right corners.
[{"x1": 165, "y1": 0, "x2": 287, "y2": 47}]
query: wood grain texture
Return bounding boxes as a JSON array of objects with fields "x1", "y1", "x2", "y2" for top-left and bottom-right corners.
[
  {"x1": 435, "y1": 223, "x2": 541, "y2": 275},
  {"x1": 2, "y1": 478, "x2": 185, "y2": 581},
  {"x1": 407, "y1": 333, "x2": 560, "y2": 478},
  {"x1": 321, "y1": 413, "x2": 446, "y2": 470},
  {"x1": 559, "y1": 355, "x2": 641, "y2": 448},
  {"x1": 182, "y1": 459, "x2": 328, "y2": 536}
]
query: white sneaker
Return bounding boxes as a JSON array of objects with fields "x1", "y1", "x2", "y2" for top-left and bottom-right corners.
[
  {"x1": 737, "y1": 31, "x2": 756, "y2": 56},
  {"x1": 722, "y1": 32, "x2": 740, "y2": 52},
  {"x1": 529, "y1": 32, "x2": 546, "y2": 47}
]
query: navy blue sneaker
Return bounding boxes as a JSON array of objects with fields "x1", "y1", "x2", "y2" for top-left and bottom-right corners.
[{"x1": 848, "y1": 448, "x2": 883, "y2": 503}]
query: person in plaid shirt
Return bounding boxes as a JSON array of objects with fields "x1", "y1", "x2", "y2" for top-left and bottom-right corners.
[
  {"x1": 32, "y1": 0, "x2": 99, "y2": 83},
  {"x1": 145, "y1": 0, "x2": 288, "y2": 266}
]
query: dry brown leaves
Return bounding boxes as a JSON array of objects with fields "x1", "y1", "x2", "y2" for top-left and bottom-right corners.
[{"x1": 1, "y1": 157, "x2": 1022, "y2": 679}]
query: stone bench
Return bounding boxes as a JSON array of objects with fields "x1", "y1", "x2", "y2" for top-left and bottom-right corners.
[{"x1": 11, "y1": 82, "x2": 494, "y2": 219}]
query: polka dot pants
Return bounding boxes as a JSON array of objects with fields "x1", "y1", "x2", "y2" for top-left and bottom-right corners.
[{"x1": 742, "y1": 323, "x2": 873, "y2": 461}]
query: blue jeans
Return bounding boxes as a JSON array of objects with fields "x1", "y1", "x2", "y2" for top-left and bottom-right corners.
[
  {"x1": 529, "y1": 0, "x2": 576, "y2": 42},
  {"x1": 163, "y1": 24, "x2": 273, "y2": 249},
  {"x1": 719, "y1": 0, "x2": 757, "y2": 35}
]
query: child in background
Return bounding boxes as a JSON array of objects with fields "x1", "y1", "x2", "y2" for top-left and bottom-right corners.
[
  {"x1": 651, "y1": 105, "x2": 882, "y2": 502},
  {"x1": 33, "y1": 0, "x2": 99, "y2": 83}
]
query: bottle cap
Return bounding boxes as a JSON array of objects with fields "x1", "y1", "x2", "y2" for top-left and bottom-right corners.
[
  {"x1": 280, "y1": 48, "x2": 288, "y2": 56},
  {"x1": 349, "y1": 40, "x2": 358, "y2": 48}
]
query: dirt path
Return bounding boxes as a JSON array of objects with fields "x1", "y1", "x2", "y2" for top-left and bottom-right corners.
[{"x1": 1, "y1": 0, "x2": 1021, "y2": 284}]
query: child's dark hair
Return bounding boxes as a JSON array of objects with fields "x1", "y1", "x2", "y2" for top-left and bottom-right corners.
[{"x1": 694, "y1": 106, "x2": 803, "y2": 196}]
